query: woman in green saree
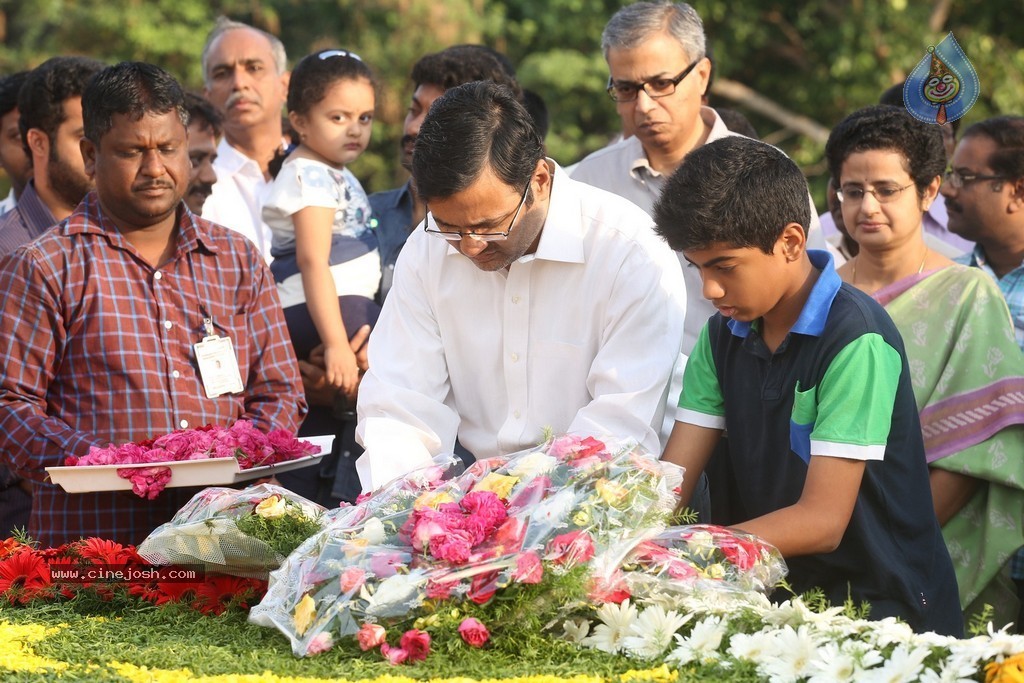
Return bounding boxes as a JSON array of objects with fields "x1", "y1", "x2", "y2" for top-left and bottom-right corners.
[{"x1": 825, "y1": 105, "x2": 1024, "y2": 628}]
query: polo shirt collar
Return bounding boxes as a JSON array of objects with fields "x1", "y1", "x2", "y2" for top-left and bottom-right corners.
[
  {"x1": 630, "y1": 106, "x2": 734, "y2": 181},
  {"x1": 727, "y1": 249, "x2": 840, "y2": 339}
]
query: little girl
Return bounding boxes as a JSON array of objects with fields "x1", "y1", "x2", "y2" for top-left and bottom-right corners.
[{"x1": 263, "y1": 49, "x2": 381, "y2": 396}]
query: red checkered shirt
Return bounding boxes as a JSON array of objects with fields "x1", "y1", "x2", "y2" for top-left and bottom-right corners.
[{"x1": 0, "y1": 192, "x2": 306, "y2": 546}]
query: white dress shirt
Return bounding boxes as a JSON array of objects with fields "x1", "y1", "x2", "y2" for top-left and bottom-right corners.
[
  {"x1": 202, "y1": 138, "x2": 275, "y2": 264},
  {"x1": 0, "y1": 187, "x2": 16, "y2": 216},
  {"x1": 355, "y1": 163, "x2": 686, "y2": 489}
]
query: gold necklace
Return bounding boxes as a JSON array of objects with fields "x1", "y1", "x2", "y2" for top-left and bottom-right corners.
[{"x1": 852, "y1": 250, "x2": 928, "y2": 285}]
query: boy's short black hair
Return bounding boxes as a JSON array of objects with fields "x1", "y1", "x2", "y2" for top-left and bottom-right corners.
[
  {"x1": 825, "y1": 104, "x2": 946, "y2": 197},
  {"x1": 653, "y1": 136, "x2": 810, "y2": 253}
]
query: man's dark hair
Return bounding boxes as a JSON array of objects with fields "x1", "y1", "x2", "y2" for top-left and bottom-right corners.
[
  {"x1": 18, "y1": 56, "x2": 104, "y2": 154},
  {"x1": 411, "y1": 81, "x2": 542, "y2": 201},
  {"x1": 825, "y1": 104, "x2": 946, "y2": 198},
  {"x1": 879, "y1": 81, "x2": 961, "y2": 136},
  {"x1": 83, "y1": 62, "x2": 188, "y2": 144},
  {"x1": 410, "y1": 45, "x2": 522, "y2": 101},
  {"x1": 961, "y1": 115, "x2": 1024, "y2": 181},
  {"x1": 522, "y1": 89, "x2": 549, "y2": 141},
  {"x1": 184, "y1": 92, "x2": 223, "y2": 138},
  {"x1": 715, "y1": 107, "x2": 758, "y2": 139},
  {"x1": 653, "y1": 136, "x2": 811, "y2": 253},
  {"x1": 0, "y1": 71, "x2": 29, "y2": 118},
  {"x1": 287, "y1": 49, "x2": 375, "y2": 116}
]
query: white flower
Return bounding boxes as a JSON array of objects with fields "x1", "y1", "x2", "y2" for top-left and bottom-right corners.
[
  {"x1": 363, "y1": 572, "x2": 424, "y2": 618},
  {"x1": 758, "y1": 625, "x2": 822, "y2": 683},
  {"x1": 728, "y1": 630, "x2": 777, "y2": 662},
  {"x1": 623, "y1": 605, "x2": 691, "y2": 659},
  {"x1": 860, "y1": 644, "x2": 930, "y2": 683},
  {"x1": 355, "y1": 517, "x2": 386, "y2": 545},
  {"x1": 866, "y1": 617, "x2": 916, "y2": 649},
  {"x1": 508, "y1": 451, "x2": 558, "y2": 478},
  {"x1": 918, "y1": 655, "x2": 982, "y2": 683},
  {"x1": 562, "y1": 618, "x2": 590, "y2": 644},
  {"x1": 807, "y1": 642, "x2": 859, "y2": 683},
  {"x1": 764, "y1": 597, "x2": 844, "y2": 628},
  {"x1": 664, "y1": 614, "x2": 727, "y2": 666},
  {"x1": 582, "y1": 599, "x2": 638, "y2": 654}
]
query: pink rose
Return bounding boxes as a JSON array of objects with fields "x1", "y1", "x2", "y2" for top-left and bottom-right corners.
[
  {"x1": 400, "y1": 629, "x2": 431, "y2": 661},
  {"x1": 267, "y1": 429, "x2": 318, "y2": 461},
  {"x1": 545, "y1": 530, "x2": 595, "y2": 566},
  {"x1": 458, "y1": 617, "x2": 490, "y2": 648},
  {"x1": 410, "y1": 513, "x2": 447, "y2": 552},
  {"x1": 339, "y1": 566, "x2": 366, "y2": 594},
  {"x1": 513, "y1": 551, "x2": 543, "y2": 584},
  {"x1": 356, "y1": 623, "x2": 387, "y2": 651},
  {"x1": 117, "y1": 466, "x2": 172, "y2": 499},
  {"x1": 425, "y1": 578, "x2": 457, "y2": 600},
  {"x1": 380, "y1": 643, "x2": 408, "y2": 665},
  {"x1": 306, "y1": 632, "x2": 333, "y2": 655}
]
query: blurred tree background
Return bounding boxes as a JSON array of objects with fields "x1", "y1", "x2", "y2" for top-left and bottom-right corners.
[{"x1": 0, "y1": 0, "x2": 1020, "y2": 210}]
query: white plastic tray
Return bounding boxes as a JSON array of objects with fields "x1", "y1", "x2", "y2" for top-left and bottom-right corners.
[{"x1": 46, "y1": 435, "x2": 335, "y2": 494}]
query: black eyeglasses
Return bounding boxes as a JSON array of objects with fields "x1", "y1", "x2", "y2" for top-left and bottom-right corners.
[
  {"x1": 424, "y1": 183, "x2": 530, "y2": 243},
  {"x1": 318, "y1": 49, "x2": 362, "y2": 62},
  {"x1": 943, "y1": 168, "x2": 1007, "y2": 190},
  {"x1": 606, "y1": 57, "x2": 702, "y2": 103}
]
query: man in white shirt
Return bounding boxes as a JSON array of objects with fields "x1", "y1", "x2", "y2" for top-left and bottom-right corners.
[
  {"x1": 200, "y1": 18, "x2": 289, "y2": 262},
  {"x1": 355, "y1": 82, "x2": 686, "y2": 490},
  {"x1": 572, "y1": 1, "x2": 820, "y2": 355}
]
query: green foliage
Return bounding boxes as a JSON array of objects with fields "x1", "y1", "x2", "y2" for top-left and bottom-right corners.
[
  {"x1": 234, "y1": 504, "x2": 322, "y2": 558},
  {"x1": 968, "y1": 604, "x2": 996, "y2": 637}
]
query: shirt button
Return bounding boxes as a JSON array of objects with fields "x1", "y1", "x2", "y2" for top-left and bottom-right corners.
[
  {"x1": 171, "y1": 370, "x2": 180, "y2": 379},
  {"x1": 511, "y1": 295, "x2": 520, "y2": 304},
  {"x1": 153, "y1": 271, "x2": 162, "y2": 280},
  {"x1": 510, "y1": 352, "x2": 519, "y2": 362},
  {"x1": 163, "y1": 320, "x2": 173, "y2": 330},
  {"x1": 513, "y1": 410, "x2": 521, "y2": 419},
  {"x1": 179, "y1": 419, "x2": 189, "y2": 429}
]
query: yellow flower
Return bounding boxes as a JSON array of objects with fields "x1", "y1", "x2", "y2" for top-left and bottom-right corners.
[
  {"x1": 293, "y1": 594, "x2": 317, "y2": 636},
  {"x1": 986, "y1": 652, "x2": 1024, "y2": 683},
  {"x1": 414, "y1": 490, "x2": 456, "y2": 510},
  {"x1": 703, "y1": 563, "x2": 726, "y2": 580},
  {"x1": 473, "y1": 472, "x2": 520, "y2": 499},
  {"x1": 255, "y1": 495, "x2": 288, "y2": 519},
  {"x1": 572, "y1": 508, "x2": 592, "y2": 526},
  {"x1": 0, "y1": 622, "x2": 69, "y2": 674},
  {"x1": 620, "y1": 665, "x2": 676, "y2": 682},
  {"x1": 595, "y1": 478, "x2": 629, "y2": 506}
]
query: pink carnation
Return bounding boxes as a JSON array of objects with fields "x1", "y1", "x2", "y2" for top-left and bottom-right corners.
[
  {"x1": 430, "y1": 529, "x2": 473, "y2": 564},
  {"x1": 400, "y1": 629, "x2": 431, "y2": 661},
  {"x1": 117, "y1": 466, "x2": 172, "y2": 499},
  {"x1": 267, "y1": 429, "x2": 318, "y2": 461},
  {"x1": 512, "y1": 551, "x2": 543, "y2": 584},
  {"x1": 356, "y1": 622, "x2": 386, "y2": 651},
  {"x1": 460, "y1": 490, "x2": 507, "y2": 526},
  {"x1": 424, "y1": 578, "x2": 457, "y2": 600},
  {"x1": 545, "y1": 530, "x2": 595, "y2": 567},
  {"x1": 458, "y1": 617, "x2": 490, "y2": 647}
]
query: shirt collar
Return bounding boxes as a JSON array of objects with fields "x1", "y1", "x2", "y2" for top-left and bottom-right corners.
[
  {"x1": 629, "y1": 106, "x2": 734, "y2": 181},
  {"x1": 727, "y1": 249, "x2": 841, "y2": 339},
  {"x1": 62, "y1": 191, "x2": 220, "y2": 255},
  {"x1": 215, "y1": 137, "x2": 274, "y2": 177},
  {"x1": 16, "y1": 180, "x2": 58, "y2": 235}
]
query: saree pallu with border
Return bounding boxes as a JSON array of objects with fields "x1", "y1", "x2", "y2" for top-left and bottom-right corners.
[{"x1": 874, "y1": 265, "x2": 1024, "y2": 621}]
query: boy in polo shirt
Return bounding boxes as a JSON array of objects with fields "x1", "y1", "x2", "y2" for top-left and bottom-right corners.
[{"x1": 653, "y1": 136, "x2": 962, "y2": 636}]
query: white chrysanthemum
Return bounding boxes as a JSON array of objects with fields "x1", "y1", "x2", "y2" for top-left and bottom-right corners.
[
  {"x1": 508, "y1": 451, "x2": 558, "y2": 478},
  {"x1": 807, "y1": 642, "x2": 859, "y2": 683},
  {"x1": 664, "y1": 614, "x2": 727, "y2": 666},
  {"x1": 758, "y1": 625, "x2": 822, "y2": 683},
  {"x1": 727, "y1": 630, "x2": 777, "y2": 662},
  {"x1": 859, "y1": 644, "x2": 930, "y2": 683},
  {"x1": 764, "y1": 597, "x2": 844, "y2": 628},
  {"x1": 984, "y1": 622, "x2": 1024, "y2": 656},
  {"x1": 562, "y1": 618, "x2": 590, "y2": 644},
  {"x1": 918, "y1": 655, "x2": 982, "y2": 683},
  {"x1": 945, "y1": 634, "x2": 999, "y2": 664},
  {"x1": 581, "y1": 599, "x2": 638, "y2": 654},
  {"x1": 622, "y1": 605, "x2": 691, "y2": 659},
  {"x1": 866, "y1": 617, "x2": 916, "y2": 649}
]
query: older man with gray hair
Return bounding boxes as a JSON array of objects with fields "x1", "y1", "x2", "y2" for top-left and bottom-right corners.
[{"x1": 200, "y1": 17, "x2": 289, "y2": 262}]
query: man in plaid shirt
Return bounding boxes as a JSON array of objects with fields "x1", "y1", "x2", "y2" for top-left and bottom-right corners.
[{"x1": 0, "y1": 62, "x2": 305, "y2": 547}]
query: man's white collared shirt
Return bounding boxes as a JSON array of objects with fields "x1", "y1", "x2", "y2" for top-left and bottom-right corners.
[{"x1": 202, "y1": 138, "x2": 275, "y2": 264}]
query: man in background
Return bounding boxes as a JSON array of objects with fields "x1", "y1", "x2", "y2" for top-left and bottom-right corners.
[
  {"x1": 183, "y1": 92, "x2": 222, "y2": 215},
  {"x1": 0, "y1": 71, "x2": 31, "y2": 216},
  {"x1": 201, "y1": 18, "x2": 289, "y2": 261}
]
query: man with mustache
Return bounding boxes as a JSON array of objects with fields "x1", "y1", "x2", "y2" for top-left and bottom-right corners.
[
  {"x1": 200, "y1": 18, "x2": 289, "y2": 263},
  {"x1": 0, "y1": 62, "x2": 305, "y2": 546},
  {"x1": 0, "y1": 56, "x2": 104, "y2": 257},
  {"x1": 370, "y1": 45, "x2": 521, "y2": 302},
  {"x1": 183, "y1": 93, "x2": 222, "y2": 215},
  {"x1": 0, "y1": 71, "x2": 31, "y2": 217}
]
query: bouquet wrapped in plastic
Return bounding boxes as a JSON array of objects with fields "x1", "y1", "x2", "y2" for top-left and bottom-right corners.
[
  {"x1": 592, "y1": 523, "x2": 787, "y2": 606},
  {"x1": 137, "y1": 484, "x2": 328, "y2": 578},
  {"x1": 248, "y1": 435, "x2": 684, "y2": 656}
]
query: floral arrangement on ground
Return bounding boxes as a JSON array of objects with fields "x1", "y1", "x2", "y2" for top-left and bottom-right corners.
[{"x1": 2, "y1": 435, "x2": 1022, "y2": 682}]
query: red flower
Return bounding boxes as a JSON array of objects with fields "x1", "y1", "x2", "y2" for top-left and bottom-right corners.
[
  {"x1": 512, "y1": 551, "x2": 544, "y2": 584},
  {"x1": 467, "y1": 570, "x2": 499, "y2": 605},
  {"x1": 721, "y1": 537, "x2": 762, "y2": 570},
  {"x1": 0, "y1": 549, "x2": 52, "y2": 604},
  {"x1": 0, "y1": 537, "x2": 27, "y2": 560},
  {"x1": 380, "y1": 643, "x2": 408, "y2": 665},
  {"x1": 399, "y1": 629, "x2": 431, "y2": 662},
  {"x1": 458, "y1": 617, "x2": 490, "y2": 647},
  {"x1": 424, "y1": 578, "x2": 457, "y2": 600},
  {"x1": 193, "y1": 574, "x2": 263, "y2": 615},
  {"x1": 545, "y1": 530, "x2": 595, "y2": 567},
  {"x1": 75, "y1": 537, "x2": 133, "y2": 565},
  {"x1": 588, "y1": 570, "x2": 631, "y2": 604}
]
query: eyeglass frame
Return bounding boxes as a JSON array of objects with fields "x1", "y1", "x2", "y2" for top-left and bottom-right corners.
[
  {"x1": 423, "y1": 182, "x2": 531, "y2": 243},
  {"x1": 605, "y1": 57, "x2": 703, "y2": 103},
  {"x1": 943, "y1": 168, "x2": 1007, "y2": 190},
  {"x1": 836, "y1": 182, "x2": 916, "y2": 204}
]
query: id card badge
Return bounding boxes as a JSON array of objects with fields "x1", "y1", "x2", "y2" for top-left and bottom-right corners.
[{"x1": 194, "y1": 334, "x2": 245, "y2": 398}]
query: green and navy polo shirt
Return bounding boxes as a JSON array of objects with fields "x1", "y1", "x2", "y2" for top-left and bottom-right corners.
[{"x1": 679, "y1": 249, "x2": 962, "y2": 636}]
